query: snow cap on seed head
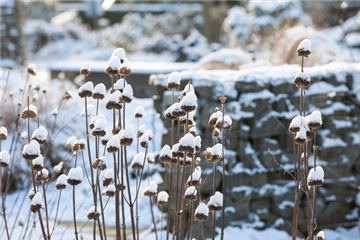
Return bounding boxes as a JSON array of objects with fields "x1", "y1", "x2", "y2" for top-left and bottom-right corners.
[
  {"x1": 0, "y1": 126, "x2": 8, "y2": 140},
  {"x1": 207, "y1": 191, "x2": 223, "y2": 211},
  {"x1": 120, "y1": 84, "x2": 133, "y2": 103},
  {"x1": 195, "y1": 202, "x2": 209, "y2": 220},
  {"x1": 317, "y1": 231, "x2": 325, "y2": 240},
  {"x1": 146, "y1": 153, "x2": 155, "y2": 163},
  {"x1": 27, "y1": 64, "x2": 37, "y2": 76},
  {"x1": 131, "y1": 152, "x2": 145, "y2": 169},
  {"x1": 78, "y1": 81, "x2": 94, "y2": 98},
  {"x1": 80, "y1": 62, "x2": 91, "y2": 76},
  {"x1": 106, "y1": 56, "x2": 121, "y2": 75},
  {"x1": 157, "y1": 191, "x2": 169, "y2": 205},
  {"x1": 0, "y1": 150, "x2": 10, "y2": 167},
  {"x1": 166, "y1": 71, "x2": 181, "y2": 90},
  {"x1": 112, "y1": 48, "x2": 126, "y2": 62},
  {"x1": 297, "y1": 39, "x2": 311, "y2": 57},
  {"x1": 92, "y1": 83, "x2": 106, "y2": 99},
  {"x1": 22, "y1": 140, "x2": 41, "y2": 160},
  {"x1": 31, "y1": 126, "x2": 48, "y2": 144},
  {"x1": 134, "y1": 106, "x2": 144, "y2": 118}
]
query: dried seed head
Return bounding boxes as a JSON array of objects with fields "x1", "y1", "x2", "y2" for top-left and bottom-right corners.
[
  {"x1": 27, "y1": 64, "x2": 37, "y2": 76},
  {"x1": 0, "y1": 150, "x2": 10, "y2": 168},
  {"x1": 219, "y1": 96, "x2": 227, "y2": 104},
  {"x1": 21, "y1": 105, "x2": 37, "y2": 119},
  {"x1": 80, "y1": 62, "x2": 91, "y2": 76},
  {"x1": 55, "y1": 174, "x2": 67, "y2": 190},
  {"x1": 0, "y1": 126, "x2": 8, "y2": 140},
  {"x1": 157, "y1": 191, "x2": 169, "y2": 205},
  {"x1": 62, "y1": 91, "x2": 73, "y2": 100},
  {"x1": 297, "y1": 39, "x2": 312, "y2": 57}
]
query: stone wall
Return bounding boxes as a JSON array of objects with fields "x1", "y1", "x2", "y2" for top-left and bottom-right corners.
[{"x1": 149, "y1": 62, "x2": 360, "y2": 236}]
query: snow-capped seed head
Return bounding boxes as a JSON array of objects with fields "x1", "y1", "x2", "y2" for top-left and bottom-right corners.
[
  {"x1": 66, "y1": 136, "x2": 77, "y2": 150},
  {"x1": 172, "y1": 143, "x2": 184, "y2": 159},
  {"x1": 54, "y1": 162, "x2": 64, "y2": 174},
  {"x1": 306, "y1": 110, "x2": 322, "y2": 129},
  {"x1": 112, "y1": 48, "x2": 126, "y2": 62},
  {"x1": 134, "y1": 106, "x2": 145, "y2": 118},
  {"x1": 207, "y1": 191, "x2": 223, "y2": 211},
  {"x1": 62, "y1": 90, "x2": 73, "y2": 100},
  {"x1": 157, "y1": 191, "x2": 169, "y2": 205},
  {"x1": 22, "y1": 140, "x2": 40, "y2": 161},
  {"x1": 146, "y1": 130, "x2": 153, "y2": 141},
  {"x1": 35, "y1": 168, "x2": 49, "y2": 182},
  {"x1": 184, "y1": 186, "x2": 197, "y2": 200},
  {"x1": 119, "y1": 84, "x2": 133, "y2": 103},
  {"x1": 67, "y1": 167, "x2": 83, "y2": 186},
  {"x1": 182, "y1": 82, "x2": 194, "y2": 96},
  {"x1": 180, "y1": 91, "x2": 197, "y2": 112},
  {"x1": 140, "y1": 133, "x2": 149, "y2": 148},
  {"x1": 195, "y1": 157, "x2": 201, "y2": 165},
  {"x1": 194, "y1": 135, "x2": 201, "y2": 152},
  {"x1": 101, "y1": 132, "x2": 112, "y2": 146},
  {"x1": 78, "y1": 81, "x2": 94, "y2": 98},
  {"x1": 295, "y1": 126, "x2": 307, "y2": 144},
  {"x1": 171, "y1": 102, "x2": 186, "y2": 118},
  {"x1": 179, "y1": 111, "x2": 195, "y2": 126},
  {"x1": 340, "y1": 1, "x2": 348, "y2": 10},
  {"x1": 215, "y1": 115, "x2": 232, "y2": 130},
  {"x1": 297, "y1": 39, "x2": 312, "y2": 57},
  {"x1": 92, "y1": 156, "x2": 108, "y2": 170},
  {"x1": 187, "y1": 167, "x2": 201, "y2": 186},
  {"x1": 293, "y1": 72, "x2": 311, "y2": 88},
  {"x1": 31, "y1": 126, "x2": 48, "y2": 144},
  {"x1": 105, "y1": 184, "x2": 116, "y2": 197},
  {"x1": 32, "y1": 155, "x2": 44, "y2": 171},
  {"x1": 106, "y1": 56, "x2": 121, "y2": 75},
  {"x1": 106, "y1": 91, "x2": 122, "y2": 110},
  {"x1": 118, "y1": 63, "x2": 131, "y2": 76},
  {"x1": 80, "y1": 62, "x2": 91, "y2": 76},
  {"x1": 189, "y1": 126, "x2": 197, "y2": 136},
  {"x1": 113, "y1": 78, "x2": 127, "y2": 92},
  {"x1": 179, "y1": 133, "x2": 195, "y2": 152},
  {"x1": 87, "y1": 206, "x2": 100, "y2": 220},
  {"x1": 103, "y1": 169, "x2": 114, "y2": 187},
  {"x1": 51, "y1": 108, "x2": 58, "y2": 116},
  {"x1": 92, "y1": 119, "x2": 107, "y2": 137},
  {"x1": 131, "y1": 152, "x2": 145, "y2": 170},
  {"x1": 165, "y1": 105, "x2": 177, "y2": 120},
  {"x1": 21, "y1": 105, "x2": 37, "y2": 119},
  {"x1": 27, "y1": 64, "x2": 37, "y2": 76},
  {"x1": 144, "y1": 181, "x2": 158, "y2": 196},
  {"x1": 29, "y1": 188, "x2": 36, "y2": 200},
  {"x1": 308, "y1": 166, "x2": 324, "y2": 187},
  {"x1": 213, "y1": 128, "x2": 220, "y2": 137},
  {"x1": 159, "y1": 145, "x2": 172, "y2": 163},
  {"x1": 78, "y1": 139, "x2": 86, "y2": 150},
  {"x1": 0, "y1": 151, "x2": 10, "y2": 168},
  {"x1": 20, "y1": 131, "x2": 27, "y2": 140},
  {"x1": 194, "y1": 202, "x2": 209, "y2": 221},
  {"x1": 146, "y1": 153, "x2": 155, "y2": 164},
  {"x1": 316, "y1": 231, "x2": 325, "y2": 240},
  {"x1": 92, "y1": 83, "x2": 106, "y2": 100},
  {"x1": 289, "y1": 115, "x2": 302, "y2": 134},
  {"x1": 137, "y1": 125, "x2": 146, "y2": 137},
  {"x1": 120, "y1": 127, "x2": 134, "y2": 146},
  {"x1": 166, "y1": 71, "x2": 181, "y2": 90},
  {"x1": 55, "y1": 174, "x2": 67, "y2": 190},
  {"x1": 30, "y1": 192, "x2": 43, "y2": 213},
  {"x1": 0, "y1": 126, "x2": 8, "y2": 140},
  {"x1": 107, "y1": 134, "x2": 120, "y2": 153}
]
